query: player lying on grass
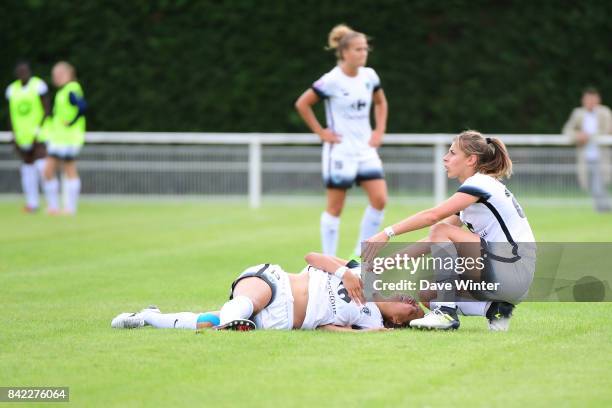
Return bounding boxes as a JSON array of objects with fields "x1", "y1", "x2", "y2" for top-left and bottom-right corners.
[
  {"x1": 111, "y1": 253, "x2": 423, "y2": 331},
  {"x1": 364, "y1": 130, "x2": 536, "y2": 331}
]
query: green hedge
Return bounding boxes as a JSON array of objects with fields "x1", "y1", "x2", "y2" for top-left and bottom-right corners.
[{"x1": 2, "y1": 0, "x2": 611, "y2": 133}]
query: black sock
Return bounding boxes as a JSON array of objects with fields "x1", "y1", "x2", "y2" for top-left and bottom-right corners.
[
  {"x1": 440, "y1": 305, "x2": 459, "y2": 320},
  {"x1": 486, "y1": 301, "x2": 515, "y2": 320}
]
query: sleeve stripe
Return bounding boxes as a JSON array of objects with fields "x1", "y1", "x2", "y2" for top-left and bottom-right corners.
[
  {"x1": 457, "y1": 185, "x2": 491, "y2": 200},
  {"x1": 346, "y1": 259, "x2": 360, "y2": 268},
  {"x1": 311, "y1": 86, "x2": 328, "y2": 99},
  {"x1": 373, "y1": 84, "x2": 382, "y2": 93}
]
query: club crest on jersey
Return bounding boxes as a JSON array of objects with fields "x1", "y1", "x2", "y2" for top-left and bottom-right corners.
[
  {"x1": 18, "y1": 101, "x2": 32, "y2": 115},
  {"x1": 361, "y1": 306, "x2": 371, "y2": 316}
]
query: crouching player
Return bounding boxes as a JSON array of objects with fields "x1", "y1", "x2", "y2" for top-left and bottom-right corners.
[
  {"x1": 364, "y1": 130, "x2": 536, "y2": 331},
  {"x1": 111, "y1": 253, "x2": 423, "y2": 331}
]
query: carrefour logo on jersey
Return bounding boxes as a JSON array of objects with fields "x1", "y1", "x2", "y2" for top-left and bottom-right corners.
[{"x1": 351, "y1": 99, "x2": 367, "y2": 111}]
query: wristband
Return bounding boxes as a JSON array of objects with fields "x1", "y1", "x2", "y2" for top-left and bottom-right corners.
[
  {"x1": 334, "y1": 266, "x2": 348, "y2": 279},
  {"x1": 384, "y1": 226, "x2": 396, "y2": 238}
]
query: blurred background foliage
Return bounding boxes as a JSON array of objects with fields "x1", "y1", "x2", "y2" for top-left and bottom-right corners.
[{"x1": 2, "y1": 0, "x2": 611, "y2": 133}]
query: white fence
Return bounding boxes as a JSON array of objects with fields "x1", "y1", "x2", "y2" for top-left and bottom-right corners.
[{"x1": 1, "y1": 132, "x2": 611, "y2": 207}]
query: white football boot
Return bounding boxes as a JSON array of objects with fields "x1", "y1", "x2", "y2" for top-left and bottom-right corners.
[
  {"x1": 409, "y1": 306, "x2": 460, "y2": 330},
  {"x1": 111, "y1": 305, "x2": 160, "y2": 329}
]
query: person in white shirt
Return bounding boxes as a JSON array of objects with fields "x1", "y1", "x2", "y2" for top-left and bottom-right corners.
[
  {"x1": 364, "y1": 130, "x2": 536, "y2": 331},
  {"x1": 295, "y1": 24, "x2": 389, "y2": 257},
  {"x1": 110, "y1": 253, "x2": 423, "y2": 331},
  {"x1": 562, "y1": 87, "x2": 612, "y2": 212}
]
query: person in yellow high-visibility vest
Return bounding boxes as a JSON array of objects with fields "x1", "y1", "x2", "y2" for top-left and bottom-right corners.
[
  {"x1": 5, "y1": 61, "x2": 51, "y2": 212},
  {"x1": 43, "y1": 61, "x2": 87, "y2": 215}
]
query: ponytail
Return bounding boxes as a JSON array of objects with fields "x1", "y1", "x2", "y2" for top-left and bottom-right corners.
[{"x1": 454, "y1": 130, "x2": 513, "y2": 179}]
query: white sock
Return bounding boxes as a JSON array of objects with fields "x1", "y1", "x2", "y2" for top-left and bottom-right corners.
[
  {"x1": 354, "y1": 205, "x2": 384, "y2": 256},
  {"x1": 219, "y1": 296, "x2": 254, "y2": 325},
  {"x1": 20, "y1": 164, "x2": 39, "y2": 208},
  {"x1": 34, "y1": 159, "x2": 46, "y2": 180},
  {"x1": 34, "y1": 158, "x2": 46, "y2": 195},
  {"x1": 430, "y1": 301, "x2": 457, "y2": 310},
  {"x1": 64, "y1": 178, "x2": 81, "y2": 214},
  {"x1": 320, "y1": 211, "x2": 340, "y2": 256},
  {"x1": 142, "y1": 311, "x2": 199, "y2": 329},
  {"x1": 43, "y1": 178, "x2": 59, "y2": 211},
  {"x1": 457, "y1": 301, "x2": 490, "y2": 316}
]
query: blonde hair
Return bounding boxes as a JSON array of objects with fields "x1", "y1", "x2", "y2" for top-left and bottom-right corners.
[
  {"x1": 454, "y1": 130, "x2": 513, "y2": 179},
  {"x1": 326, "y1": 24, "x2": 367, "y2": 60},
  {"x1": 53, "y1": 61, "x2": 76, "y2": 80}
]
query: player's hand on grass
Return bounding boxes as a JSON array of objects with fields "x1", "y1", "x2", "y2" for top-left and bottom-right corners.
[
  {"x1": 343, "y1": 270, "x2": 365, "y2": 305},
  {"x1": 369, "y1": 129, "x2": 384, "y2": 147},
  {"x1": 318, "y1": 128, "x2": 341, "y2": 144}
]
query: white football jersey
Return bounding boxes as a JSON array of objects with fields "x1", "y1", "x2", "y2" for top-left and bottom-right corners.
[
  {"x1": 458, "y1": 173, "x2": 536, "y2": 258},
  {"x1": 301, "y1": 267, "x2": 384, "y2": 330},
  {"x1": 312, "y1": 66, "x2": 381, "y2": 156}
]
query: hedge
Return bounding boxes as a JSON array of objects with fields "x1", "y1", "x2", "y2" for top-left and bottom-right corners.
[{"x1": 2, "y1": 0, "x2": 611, "y2": 133}]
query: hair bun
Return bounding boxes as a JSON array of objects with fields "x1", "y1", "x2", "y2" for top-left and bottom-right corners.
[{"x1": 327, "y1": 24, "x2": 354, "y2": 50}]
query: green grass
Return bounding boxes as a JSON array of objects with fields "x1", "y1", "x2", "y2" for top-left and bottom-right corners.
[{"x1": 1, "y1": 199, "x2": 611, "y2": 407}]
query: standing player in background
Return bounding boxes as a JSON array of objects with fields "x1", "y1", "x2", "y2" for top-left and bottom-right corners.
[
  {"x1": 43, "y1": 61, "x2": 87, "y2": 215},
  {"x1": 5, "y1": 61, "x2": 51, "y2": 213},
  {"x1": 295, "y1": 24, "x2": 389, "y2": 257}
]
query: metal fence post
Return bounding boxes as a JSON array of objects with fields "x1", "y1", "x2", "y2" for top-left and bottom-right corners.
[
  {"x1": 249, "y1": 137, "x2": 262, "y2": 208},
  {"x1": 434, "y1": 141, "x2": 447, "y2": 204}
]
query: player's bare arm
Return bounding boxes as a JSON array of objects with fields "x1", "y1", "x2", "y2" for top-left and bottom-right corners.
[
  {"x1": 304, "y1": 252, "x2": 365, "y2": 305},
  {"x1": 369, "y1": 88, "x2": 387, "y2": 148}
]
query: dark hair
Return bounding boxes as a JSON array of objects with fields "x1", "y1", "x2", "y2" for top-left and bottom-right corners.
[
  {"x1": 383, "y1": 319, "x2": 409, "y2": 329},
  {"x1": 454, "y1": 130, "x2": 513, "y2": 179},
  {"x1": 14, "y1": 60, "x2": 30, "y2": 70},
  {"x1": 583, "y1": 86, "x2": 599, "y2": 96}
]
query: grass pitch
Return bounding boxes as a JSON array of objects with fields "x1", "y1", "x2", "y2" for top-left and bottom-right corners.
[{"x1": 1, "y1": 199, "x2": 611, "y2": 407}]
